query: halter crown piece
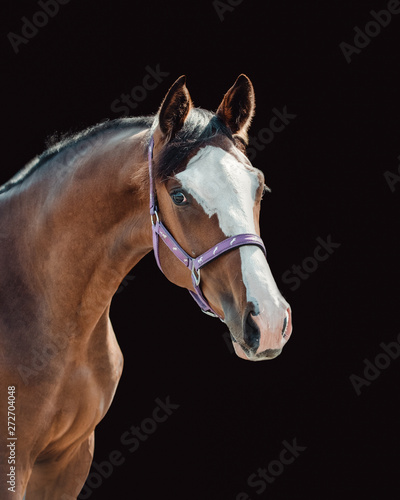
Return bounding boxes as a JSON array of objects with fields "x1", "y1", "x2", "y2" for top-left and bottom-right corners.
[{"x1": 148, "y1": 136, "x2": 267, "y2": 320}]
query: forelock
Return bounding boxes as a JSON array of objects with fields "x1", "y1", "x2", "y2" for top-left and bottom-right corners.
[{"x1": 154, "y1": 108, "x2": 235, "y2": 181}]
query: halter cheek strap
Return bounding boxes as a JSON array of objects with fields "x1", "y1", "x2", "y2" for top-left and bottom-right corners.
[{"x1": 148, "y1": 137, "x2": 267, "y2": 319}]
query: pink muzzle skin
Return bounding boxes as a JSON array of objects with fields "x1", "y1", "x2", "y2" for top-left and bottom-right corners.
[{"x1": 148, "y1": 136, "x2": 267, "y2": 320}]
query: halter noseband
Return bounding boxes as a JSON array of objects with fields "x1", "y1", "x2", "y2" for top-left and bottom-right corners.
[{"x1": 148, "y1": 136, "x2": 267, "y2": 319}]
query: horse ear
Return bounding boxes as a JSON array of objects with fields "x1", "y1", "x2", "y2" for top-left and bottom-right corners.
[
  {"x1": 216, "y1": 74, "x2": 255, "y2": 143},
  {"x1": 157, "y1": 75, "x2": 192, "y2": 143}
]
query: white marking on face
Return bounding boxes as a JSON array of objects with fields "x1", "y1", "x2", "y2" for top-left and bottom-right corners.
[
  {"x1": 240, "y1": 246, "x2": 289, "y2": 337},
  {"x1": 176, "y1": 146, "x2": 289, "y2": 348},
  {"x1": 176, "y1": 146, "x2": 258, "y2": 235}
]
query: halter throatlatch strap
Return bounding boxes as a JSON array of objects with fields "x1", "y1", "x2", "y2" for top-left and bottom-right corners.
[{"x1": 148, "y1": 136, "x2": 267, "y2": 319}]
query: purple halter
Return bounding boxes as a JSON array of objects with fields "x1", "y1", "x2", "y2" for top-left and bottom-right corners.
[{"x1": 148, "y1": 137, "x2": 267, "y2": 319}]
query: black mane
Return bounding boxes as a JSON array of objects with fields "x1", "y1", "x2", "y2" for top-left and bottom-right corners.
[
  {"x1": 0, "y1": 109, "x2": 234, "y2": 194},
  {"x1": 0, "y1": 116, "x2": 154, "y2": 194}
]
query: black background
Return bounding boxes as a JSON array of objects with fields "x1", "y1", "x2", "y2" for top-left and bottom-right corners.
[{"x1": 1, "y1": 0, "x2": 399, "y2": 498}]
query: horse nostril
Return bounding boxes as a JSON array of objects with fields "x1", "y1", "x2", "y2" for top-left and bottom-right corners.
[
  {"x1": 282, "y1": 309, "x2": 292, "y2": 339},
  {"x1": 244, "y1": 311, "x2": 260, "y2": 350},
  {"x1": 281, "y1": 313, "x2": 288, "y2": 337}
]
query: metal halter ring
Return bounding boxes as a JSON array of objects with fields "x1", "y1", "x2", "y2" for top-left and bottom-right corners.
[
  {"x1": 191, "y1": 267, "x2": 201, "y2": 286},
  {"x1": 151, "y1": 211, "x2": 159, "y2": 226}
]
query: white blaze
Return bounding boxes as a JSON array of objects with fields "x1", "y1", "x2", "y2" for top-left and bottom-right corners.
[
  {"x1": 176, "y1": 146, "x2": 288, "y2": 334},
  {"x1": 176, "y1": 146, "x2": 257, "y2": 234}
]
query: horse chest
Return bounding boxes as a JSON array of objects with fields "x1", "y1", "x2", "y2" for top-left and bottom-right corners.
[{"x1": 35, "y1": 338, "x2": 123, "y2": 459}]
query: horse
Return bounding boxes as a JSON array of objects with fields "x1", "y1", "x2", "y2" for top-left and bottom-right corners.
[{"x1": 0, "y1": 74, "x2": 292, "y2": 499}]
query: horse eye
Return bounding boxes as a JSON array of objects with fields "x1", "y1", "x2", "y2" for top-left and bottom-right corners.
[{"x1": 171, "y1": 191, "x2": 187, "y2": 205}]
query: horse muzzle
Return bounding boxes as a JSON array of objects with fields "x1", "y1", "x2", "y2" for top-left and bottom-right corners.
[{"x1": 229, "y1": 306, "x2": 292, "y2": 361}]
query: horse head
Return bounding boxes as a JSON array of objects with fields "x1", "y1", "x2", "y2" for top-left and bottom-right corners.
[{"x1": 149, "y1": 75, "x2": 292, "y2": 361}]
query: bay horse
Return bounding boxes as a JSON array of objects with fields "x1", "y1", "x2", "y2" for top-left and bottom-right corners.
[{"x1": 0, "y1": 74, "x2": 292, "y2": 499}]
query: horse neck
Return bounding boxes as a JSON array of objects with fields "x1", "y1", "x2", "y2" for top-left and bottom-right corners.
[{"x1": 9, "y1": 127, "x2": 153, "y2": 334}]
